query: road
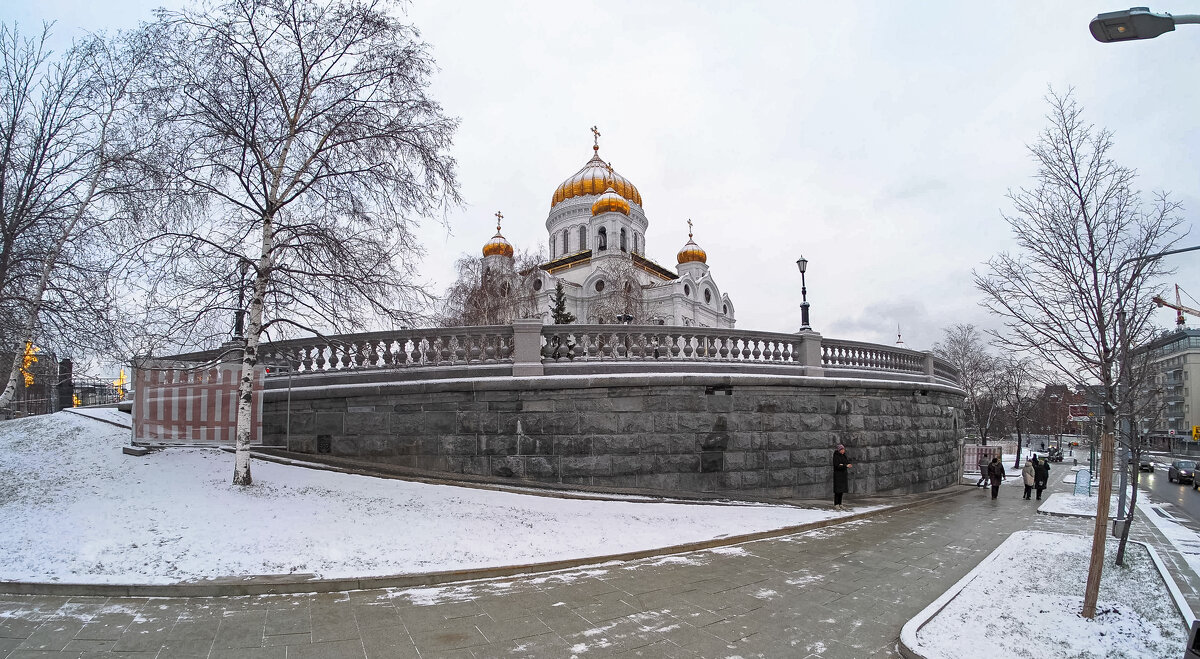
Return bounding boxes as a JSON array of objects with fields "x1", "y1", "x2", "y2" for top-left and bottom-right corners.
[{"x1": 1131, "y1": 453, "x2": 1200, "y2": 522}]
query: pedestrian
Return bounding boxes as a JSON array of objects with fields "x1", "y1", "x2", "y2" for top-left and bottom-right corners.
[
  {"x1": 1033, "y1": 454, "x2": 1051, "y2": 500},
  {"x1": 976, "y1": 454, "x2": 990, "y2": 487},
  {"x1": 1022, "y1": 458, "x2": 1035, "y2": 500},
  {"x1": 833, "y1": 444, "x2": 852, "y2": 510},
  {"x1": 988, "y1": 457, "x2": 1007, "y2": 499}
]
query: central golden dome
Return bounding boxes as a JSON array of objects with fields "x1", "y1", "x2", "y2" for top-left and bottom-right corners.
[
  {"x1": 591, "y1": 187, "x2": 630, "y2": 216},
  {"x1": 551, "y1": 147, "x2": 642, "y2": 209}
]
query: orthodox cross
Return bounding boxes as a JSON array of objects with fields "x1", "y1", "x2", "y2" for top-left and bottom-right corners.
[
  {"x1": 494, "y1": 210, "x2": 503, "y2": 233},
  {"x1": 687, "y1": 218, "x2": 693, "y2": 239},
  {"x1": 591, "y1": 125, "x2": 601, "y2": 151}
]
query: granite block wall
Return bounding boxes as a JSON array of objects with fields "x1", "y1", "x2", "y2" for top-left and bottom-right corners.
[{"x1": 262, "y1": 374, "x2": 965, "y2": 499}]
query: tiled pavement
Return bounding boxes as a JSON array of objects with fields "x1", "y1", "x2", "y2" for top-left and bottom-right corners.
[{"x1": 2, "y1": 473, "x2": 1196, "y2": 659}]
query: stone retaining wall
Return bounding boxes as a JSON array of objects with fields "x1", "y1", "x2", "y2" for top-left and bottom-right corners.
[{"x1": 262, "y1": 373, "x2": 964, "y2": 499}]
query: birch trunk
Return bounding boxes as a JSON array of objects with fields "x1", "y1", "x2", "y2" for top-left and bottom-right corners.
[{"x1": 232, "y1": 214, "x2": 273, "y2": 486}]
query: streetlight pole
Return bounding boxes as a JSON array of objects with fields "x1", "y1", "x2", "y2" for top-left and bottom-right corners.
[
  {"x1": 1113, "y1": 244, "x2": 1200, "y2": 523},
  {"x1": 796, "y1": 256, "x2": 811, "y2": 331}
]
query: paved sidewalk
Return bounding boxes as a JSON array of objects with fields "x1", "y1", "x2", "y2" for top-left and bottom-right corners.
[{"x1": 1, "y1": 472, "x2": 1195, "y2": 658}]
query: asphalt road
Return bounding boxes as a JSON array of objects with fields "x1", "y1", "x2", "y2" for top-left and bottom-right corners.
[{"x1": 1133, "y1": 454, "x2": 1200, "y2": 522}]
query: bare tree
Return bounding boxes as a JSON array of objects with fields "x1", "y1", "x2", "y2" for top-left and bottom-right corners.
[
  {"x1": 933, "y1": 324, "x2": 1001, "y2": 443},
  {"x1": 975, "y1": 89, "x2": 1184, "y2": 618},
  {"x1": 438, "y1": 249, "x2": 542, "y2": 327},
  {"x1": 139, "y1": 0, "x2": 459, "y2": 485},
  {"x1": 0, "y1": 26, "x2": 149, "y2": 407},
  {"x1": 587, "y1": 258, "x2": 664, "y2": 324},
  {"x1": 996, "y1": 356, "x2": 1041, "y2": 468}
]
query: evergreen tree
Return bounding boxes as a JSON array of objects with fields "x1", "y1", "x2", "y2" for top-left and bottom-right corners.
[{"x1": 550, "y1": 281, "x2": 575, "y2": 324}]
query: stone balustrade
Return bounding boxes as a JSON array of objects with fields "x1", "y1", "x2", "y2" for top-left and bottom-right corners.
[{"x1": 164, "y1": 321, "x2": 959, "y2": 388}]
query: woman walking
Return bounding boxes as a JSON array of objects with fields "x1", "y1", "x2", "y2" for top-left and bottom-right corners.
[
  {"x1": 833, "y1": 444, "x2": 853, "y2": 510},
  {"x1": 1022, "y1": 458, "x2": 1035, "y2": 500}
]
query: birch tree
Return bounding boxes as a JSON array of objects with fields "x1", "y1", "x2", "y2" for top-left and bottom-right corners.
[
  {"x1": 933, "y1": 324, "x2": 1000, "y2": 442},
  {"x1": 140, "y1": 0, "x2": 459, "y2": 485},
  {"x1": 975, "y1": 89, "x2": 1184, "y2": 618}
]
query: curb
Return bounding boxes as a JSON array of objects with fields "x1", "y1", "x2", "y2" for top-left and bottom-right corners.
[{"x1": 0, "y1": 486, "x2": 971, "y2": 598}]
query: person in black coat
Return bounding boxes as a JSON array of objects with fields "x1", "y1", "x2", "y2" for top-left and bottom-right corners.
[
  {"x1": 1032, "y1": 455, "x2": 1051, "y2": 500},
  {"x1": 988, "y1": 457, "x2": 1007, "y2": 499},
  {"x1": 833, "y1": 444, "x2": 852, "y2": 510}
]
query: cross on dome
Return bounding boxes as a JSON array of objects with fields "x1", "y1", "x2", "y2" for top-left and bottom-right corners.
[
  {"x1": 495, "y1": 210, "x2": 503, "y2": 232},
  {"x1": 591, "y1": 125, "x2": 601, "y2": 153},
  {"x1": 687, "y1": 218, "x2": 693, "y2": 239}
]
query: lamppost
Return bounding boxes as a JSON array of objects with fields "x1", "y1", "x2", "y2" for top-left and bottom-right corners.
[
  {"x1": 234, "y1": 261, "x2": 250, "y2": 339},
  {"x1": 796, "y1": 256, "x2": 811, "y2": 331},
  {"x1": 1090, "y1": 7, "x2": 1200, "y2": 42}
]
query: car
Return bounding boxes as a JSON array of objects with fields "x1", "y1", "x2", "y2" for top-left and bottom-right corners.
[
  {"x1": 1140, "y1": 457, "x2": 1153, "y2": 473},
  {"x1": 1045, "y1": 447, "x2": 1064, "y2": 463},
  {"x1": 1168, "y1": 460, "x2": 1196, "y2": 484}
]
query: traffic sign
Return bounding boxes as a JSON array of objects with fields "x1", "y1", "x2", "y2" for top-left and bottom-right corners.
[{"x1": 1193, "y1": 425, "x2": 1200, "y2": 441}]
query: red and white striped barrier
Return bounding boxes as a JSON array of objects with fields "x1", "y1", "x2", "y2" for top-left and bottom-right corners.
[{"x1": 132, "y1": 361, "x2": 264, "y2": 444}]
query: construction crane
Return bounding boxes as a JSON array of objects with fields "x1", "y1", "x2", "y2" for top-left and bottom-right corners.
[{"x1": 1151, "y1": 284, "x2": 1200, "y2": 327}]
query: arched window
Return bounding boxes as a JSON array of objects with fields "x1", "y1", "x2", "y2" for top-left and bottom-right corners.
[
  {"x1": 579, "y1": 225, "x2": 588, "y2": 250},
  {"x1": 562, "y1": 228, "x2": 570, "y2": 254},
  {"x1": 620, "y1": 228, "x2": 627, "y2": 252},
  {"x1": 633, "y1": 232, "x2": 640, "y2": 253},
  {"x1": 598, "y1": 227, "x2": 607, "y2": 250},
  {"x1": 683, "y1": 284, "x2": 691, "y2": 296},
  {"x1": 550, "y1": 234, "x2": 556, "y2": 257},
  {"x1": 704, "y1": 289, "x2": 712, "y2": 304}
]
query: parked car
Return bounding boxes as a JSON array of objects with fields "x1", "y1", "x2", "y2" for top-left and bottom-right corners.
[{"x1": 1168, "y1": 460, "x2": 1196, "y2": 484}]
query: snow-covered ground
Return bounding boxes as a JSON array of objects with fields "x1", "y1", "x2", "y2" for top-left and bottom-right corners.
[
  {"x1": 2, "y1": 412, "x2": 1195, "y2": 659},
  {"x1": 0, "y1": 412, "x2": 844, "y2": 584},
  {"x1": 905, "y1": 530, "x2": 1190, "y2": 658}
]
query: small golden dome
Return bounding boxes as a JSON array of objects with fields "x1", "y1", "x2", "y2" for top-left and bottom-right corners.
[
  {"x1": 677, "y1": 219, "x2": 707, "y2": 264},
  {"x1": 551, "y1": 150, "x2": 642, "y2": 209},
  {"x1": 591, "y1": 187, "x2": 630, "y2": 216},
  {"x1": 482, "y1": 211, "x2": 514, "y2": 258}
]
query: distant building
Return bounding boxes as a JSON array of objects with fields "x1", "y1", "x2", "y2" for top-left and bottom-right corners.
[
  {"x1": 481, "y1": 131, "x2": 736, "y2": 328},
  {"x1": 1137, "y1": 328, "x2": 1200, "y2": 443}
]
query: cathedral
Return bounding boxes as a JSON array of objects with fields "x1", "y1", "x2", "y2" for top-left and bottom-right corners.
[{"x1": 480, "y1": 129, "x2": 736, "y2": 328}]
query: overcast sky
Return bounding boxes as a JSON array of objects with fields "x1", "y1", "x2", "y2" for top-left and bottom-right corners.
[{"x1": 4, "y1": 1, "x2": 1199, "y2": 352}]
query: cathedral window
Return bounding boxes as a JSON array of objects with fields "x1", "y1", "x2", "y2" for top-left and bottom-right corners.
[
  {"x1": 620, "y1": 228, "x2": 627, "y2": 252},
  {"x1": 579, "y1": 225, "x2": 587, "y2": 250},
  {"x1": 533, "y1": 279, "x2": 543, "y2": 291},
  {"x1": 562, "y1": 228, "x2": 570, "y2": 253},
  {"x1": 550, "y1": 235, "x2": 556, "y2": 257},
  {"x1": 683, "y1": 284, "x2": 690, "y2": 296},
  {"x1": 595, "y1": 280, "x2": 605, "y2": 292},
  {"x1": 598, "y1": 227, "x2": 607, "y2": 250},
  {"x1": 722, "y1": 304, "x2": 728, "y2": 314},
  {"x1": 704, "y1": 289, "x2": 712, "y2": 303}
]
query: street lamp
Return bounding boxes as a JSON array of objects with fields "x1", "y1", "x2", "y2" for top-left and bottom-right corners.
[
  {"x1": 1090, "y1": 7, "x2": 1200, "y2": 42},
  {"x1": 796, "y1": 256, "x2": 811, "y2": 331}
]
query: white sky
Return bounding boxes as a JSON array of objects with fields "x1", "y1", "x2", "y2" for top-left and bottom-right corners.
[{"x1": 5, "y1": 1, "x2": 1199, "y2": 351}]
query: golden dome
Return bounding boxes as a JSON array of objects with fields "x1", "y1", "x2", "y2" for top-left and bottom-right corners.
[
  {"x1": 482, "y1": 211, "x2": 514, "y2": 258},
  {"x1": 551, "y1": 148, "x2": 643, "y2": 209},
  {"x1": 677, "y1": 220, "x2": 707, "y2": 264},
  {"x1": 591, "y1": 187, "x2": 630, "y2": 216}
]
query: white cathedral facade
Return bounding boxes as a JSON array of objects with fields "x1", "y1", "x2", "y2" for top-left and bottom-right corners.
[{"x1": 481, "y1": 132, "x2": 736, "y2": 328}]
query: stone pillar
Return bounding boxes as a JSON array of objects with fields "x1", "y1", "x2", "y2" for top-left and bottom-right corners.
[
  {"x1": 797, "y1": 331, "x2": 823, "y2": 376},
  {"x1": 512, "y1": 319, "x2": 545, "y2": 376},
  {"x1": 923, "y1": 351, "x2": 936, "y2": 382}
]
